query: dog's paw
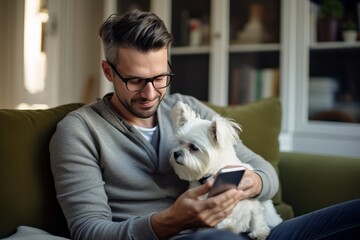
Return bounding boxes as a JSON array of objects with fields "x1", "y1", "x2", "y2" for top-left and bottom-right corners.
[
  {"x1": 216, "y1": 218, "x2": 237, "y2": 232},
  {"x1": 248, "y1": 227, "x2": 270, "y2": 240},
  {"x1": 248, "y1": 233, "x2": 268, "y2": 240}
]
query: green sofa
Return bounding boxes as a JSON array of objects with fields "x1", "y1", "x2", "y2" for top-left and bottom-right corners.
[{"x1": 1, "y1": 98, "x2": 359, "y2": 238}]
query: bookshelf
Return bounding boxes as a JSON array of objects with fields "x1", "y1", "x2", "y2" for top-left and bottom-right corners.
[
  {"x1": 229, "y1": 43, "x2": 280, "y2": 52},
  {"x1": 306, "y1": 0, "x2": 360, "y2": 124},
  {"x1": 292, "y1": 0, "x2": 360, "y2": 157},
  {"x1": 169, "y1": 0, "x2": 211, "y2": 101},
  {"x1": 227, "y1": 0, "x2": 281, "y2": 105},
  {"x1": 168, "y1": 0, "x2": 360, "y2": 157},
  {"x1": 116, "y1": 0, "x2": 150, "y2": 14},
  {"x1": 311, "y1": 42, "x2": 360, "y2": 49},
  {"x1": 169, "y1": 0, "x2": 281, "y2": 105},
  {"x1": 110, "y1": 0, "x2": 360, "y2": 157}
]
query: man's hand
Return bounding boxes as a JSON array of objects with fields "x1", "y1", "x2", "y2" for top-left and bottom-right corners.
[
  {"x1": 238, "y1": 168, "x2": 263, "y2": 199},
  {"x1": 217, "y1": 165, "x2": 263, "y2": 199},
  {"x1": 151, "y1": 181, "x2": 242, "y2": 239}
]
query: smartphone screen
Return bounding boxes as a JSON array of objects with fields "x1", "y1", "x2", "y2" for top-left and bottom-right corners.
[{"x1": 207, "y1": 167, "x2": 245, "y2": 197}]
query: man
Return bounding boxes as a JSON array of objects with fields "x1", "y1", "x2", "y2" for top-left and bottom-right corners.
[{"x1": 50, "y1": 10, "x2": 360, "y2": 240}]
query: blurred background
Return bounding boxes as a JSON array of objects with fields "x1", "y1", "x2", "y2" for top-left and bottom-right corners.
[{"x1": 1, "y1": 0, "x2": 359, "y2": 157}]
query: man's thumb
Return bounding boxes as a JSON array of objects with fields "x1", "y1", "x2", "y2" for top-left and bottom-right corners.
[{"x1": 189, "y1": 181, "x2": 212, "y2": 198}]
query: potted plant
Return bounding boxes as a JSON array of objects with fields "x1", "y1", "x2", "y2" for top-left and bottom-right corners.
[
  {"x1": 342, "y1": 20, "x2": 358, "y2": 43},
  {"x1": 317, "y1": 0, "x2": 344, "y2": 42}
]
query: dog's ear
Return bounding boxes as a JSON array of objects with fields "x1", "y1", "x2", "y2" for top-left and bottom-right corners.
[
  {"x1": 210, "y1": 116, "x2": 242, "y2": 147},
  {"x1": 171, "y1": 101, "x2": 197, "y2": 130}
]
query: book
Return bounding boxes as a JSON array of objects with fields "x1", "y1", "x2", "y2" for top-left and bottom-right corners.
[
  {"x1": 358, "y1": 3, "x2": 360, "y2": 32},
  {"x1": 230, "y1": 67, "x2": 241, "y2": 105},
  {"x1": 261, "y1": 68, "x2": 280, "y2": 99},
  {"x1": 261, "y1": 68, "x2": 274, "y2": 99},
  {"x1": 180, "y1": 10, "x2": 189, "y2": 46},
  {"x1": 255, "y1": 69, "x2": 263, "y2": 100},
  {"x1": 229, "y1": 67, "x2": 280, "y2": 104},
  {"x1": 309, "y1": 2, "x2": 319, "y2": 43},
  {"x1": 229, "y1": 66, "x2": 256, "y2": 104}
]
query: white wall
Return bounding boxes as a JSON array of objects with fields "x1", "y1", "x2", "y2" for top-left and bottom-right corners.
[
  {"x1": 0, "y1": 0, "x2": 104, "y2": 109},
  {"x1": 77, "y1": 0, "x2": 103, "y2": 102},
  {"x1": 0, "y1": 0, "x2": 10, "y2": 108},
  {"x1": 0, "y1": 0, "x2": 21, "y2": 109},
  {"x1": 66, "y1": 0, "x2": 104, "y2": 104}
]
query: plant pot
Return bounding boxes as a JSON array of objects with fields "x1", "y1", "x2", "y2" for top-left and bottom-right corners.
[
  {"x1": 317, "y1": 16, "x2": 340, "y2": 42},
  {"x1": 342, "y1": 30, "x2": 358, "y2": 43}
]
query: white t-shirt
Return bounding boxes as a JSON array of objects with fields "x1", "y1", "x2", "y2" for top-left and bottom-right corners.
[{"x1": 134, "y1": 125, "x2": 157, "y2": 142}]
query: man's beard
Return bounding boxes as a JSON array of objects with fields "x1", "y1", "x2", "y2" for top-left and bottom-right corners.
[{"x1": 124, "y1": 95, "x2": 162, "y2": 119}]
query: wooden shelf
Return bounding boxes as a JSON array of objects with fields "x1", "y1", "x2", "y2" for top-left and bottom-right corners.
[
  {"x1": 171, "y1": 46, "x2": 210, "y2": 55},
  {"x1": 229, "y1": 43, "x2": 280, "y2": 52},
  {"x1": 310, "y1": 42, "x2": 360, "y2": 50}
]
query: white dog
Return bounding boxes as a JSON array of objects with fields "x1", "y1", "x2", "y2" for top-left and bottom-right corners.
[{"x1": 169, "y1": 101, "x2": 282, "y2": 240}]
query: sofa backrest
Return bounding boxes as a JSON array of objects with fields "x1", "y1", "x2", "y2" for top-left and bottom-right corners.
[
  {"x1": 0, "y1": 97, "x2": 282, "y2": 238},
  {"x1": 0, "y1": 103, "x2": 83, "y2": 238},
  {"x1": 206, "y1": 97, "x2": 282, "y2": 204}
]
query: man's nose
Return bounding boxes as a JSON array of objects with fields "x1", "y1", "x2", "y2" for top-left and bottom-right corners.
[{"x1": 140, "y1": 82, "x2": 157, "y2": 97}]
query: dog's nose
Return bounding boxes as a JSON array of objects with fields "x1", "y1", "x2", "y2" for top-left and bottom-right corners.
[
  {"x1": 173, "y1": 151, "x2": 184, "y2": 165},
  {"x1": 174, "y1": 151, "x2": 182, "y2": 159}
]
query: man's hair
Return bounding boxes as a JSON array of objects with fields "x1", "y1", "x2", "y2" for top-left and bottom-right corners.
[{"x1": 99, "y1": 10, "x2": 173, "y2": 65}]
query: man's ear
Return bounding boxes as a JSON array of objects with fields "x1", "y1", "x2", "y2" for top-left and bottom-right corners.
[
  {"x1": 102, "y1": 60, "x2": 114, "y2": 82},
  {"x1": 171, "y1": 101, "x2": 197, "y2": 130}
]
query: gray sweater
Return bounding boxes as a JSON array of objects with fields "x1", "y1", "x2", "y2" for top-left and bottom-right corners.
[{"x1": 49, "y1": 93, "x2": 279, "y2": 240}]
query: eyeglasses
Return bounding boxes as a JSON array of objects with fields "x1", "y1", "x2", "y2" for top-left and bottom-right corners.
[{"x1": 107, "y1": 61, "x2": 175, "y2": 92}]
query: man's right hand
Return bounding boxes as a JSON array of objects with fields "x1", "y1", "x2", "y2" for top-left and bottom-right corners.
[{"x1": 151, "y1": 181, "x2": 243, "y2": 239}]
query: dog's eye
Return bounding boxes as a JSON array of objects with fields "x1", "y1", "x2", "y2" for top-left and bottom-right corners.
[{"x1": 189, "y1": 143, "x2": 199, "y2": 152}]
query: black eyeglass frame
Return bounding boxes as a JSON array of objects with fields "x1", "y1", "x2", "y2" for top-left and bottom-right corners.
[{"x1": 107, "y1": 60, "x2": 175, "y2": 92}]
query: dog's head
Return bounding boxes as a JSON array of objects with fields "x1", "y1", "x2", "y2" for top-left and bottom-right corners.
[{"x1": 169, "y1": 101, "x2": 242, "y2": 181}]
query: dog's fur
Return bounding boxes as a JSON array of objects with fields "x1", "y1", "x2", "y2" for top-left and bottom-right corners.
[{"x1": 169, "y1": 101, "x2": 282, "y2": 240}]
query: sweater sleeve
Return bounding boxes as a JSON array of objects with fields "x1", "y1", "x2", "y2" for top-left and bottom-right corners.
[
  {"x1": 49, "y1": 113, "x2": 159, "y2": 240},
  {"x1": 233, "y1": 143, "x2": 279, "y2": 201}
]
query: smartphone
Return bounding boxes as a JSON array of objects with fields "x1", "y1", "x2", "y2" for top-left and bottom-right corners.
[{"x1": 207, "y1": 166, "x2": 245, "y2": 197}]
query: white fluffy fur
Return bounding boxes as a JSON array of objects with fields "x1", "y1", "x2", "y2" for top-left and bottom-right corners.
[{"x1": 169, "y1": 101, "x2": 282, "y2": 240}]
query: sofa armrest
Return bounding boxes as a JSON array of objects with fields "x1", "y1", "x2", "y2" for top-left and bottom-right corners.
[{"x1": 279, "y1": 152, "x2": 360, "y2": 217}]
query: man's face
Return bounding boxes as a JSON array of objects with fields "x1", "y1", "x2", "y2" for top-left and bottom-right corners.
[{"x1": 105, "y1": 47, "x2": 169, "y2": 126}]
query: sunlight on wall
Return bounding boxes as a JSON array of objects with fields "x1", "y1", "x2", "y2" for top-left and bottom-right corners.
[
  {"x1": 23, "y1": 0, "x2": 48, "y2": 94},
  {"x1": 16, "y1": 103, "x2": 49, "y2": 109}
]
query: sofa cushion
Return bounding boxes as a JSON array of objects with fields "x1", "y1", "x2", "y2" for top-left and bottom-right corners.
[
  {"x1": 0, "y1": 103, "x2": 83, "y2": 238},
  {"x1": 280, "y1": 152, "x2": 360, "y2": 217},
  {"x1": 205, "y1": 97, "x2": 282, "y2": 205}
]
